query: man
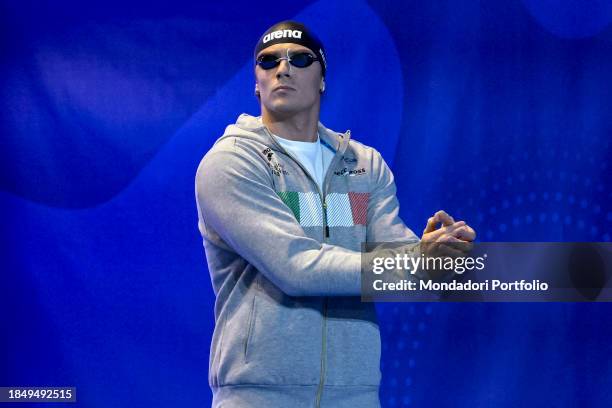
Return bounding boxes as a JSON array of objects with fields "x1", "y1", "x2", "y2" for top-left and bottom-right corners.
[{"x1": 195, "y1": 20, "x2": 475, "y2": 408}]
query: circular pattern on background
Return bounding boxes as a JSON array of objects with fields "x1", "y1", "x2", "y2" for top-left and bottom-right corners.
[{"x1": 522, "y1": 0, "x2": 612, "y2": 38}]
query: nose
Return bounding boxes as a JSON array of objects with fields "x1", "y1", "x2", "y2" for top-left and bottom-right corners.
[{"x1": 276, "y1": 58, "x2": 291, "y2": 78}]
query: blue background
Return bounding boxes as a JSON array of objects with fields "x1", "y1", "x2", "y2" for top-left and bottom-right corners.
[{"x1": 2, "y1": 0, "x2": 612, "y2": 406}]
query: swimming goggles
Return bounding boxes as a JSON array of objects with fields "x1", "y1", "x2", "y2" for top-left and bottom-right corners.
[{"x1": 256, "y1": 50, "x2": 320, "y2": 70}]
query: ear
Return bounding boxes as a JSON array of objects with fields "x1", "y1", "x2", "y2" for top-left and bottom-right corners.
[
  {"x1": 255, "y1": 83, "x2": 260, "y2": 96},
  {"x1": 320, "y1": 78, "x2": 326, "y2": 93}
]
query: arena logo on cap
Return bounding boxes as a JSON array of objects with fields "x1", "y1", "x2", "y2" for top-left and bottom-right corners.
[{"x1": 263, "y1": 29, "x2": 303, "y2": 43}]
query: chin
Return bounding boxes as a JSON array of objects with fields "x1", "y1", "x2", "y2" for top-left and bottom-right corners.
[{"x1": 267, "y1": 100, "x2": 307, "y2": 115}]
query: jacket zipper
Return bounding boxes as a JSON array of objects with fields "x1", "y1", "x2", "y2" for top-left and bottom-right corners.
[
  {"x1": 262, "y1": 127, "x2": 349, "y2": 408},
  {"x1": 314, "y1": 135, "x2": 344, "y2": 408},
  {"x1": 314, "y1": 297, "x2": 327, "y2": 408}
]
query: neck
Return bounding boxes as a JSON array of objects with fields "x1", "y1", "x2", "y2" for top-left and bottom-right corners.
[{"x1": 261, "y1": 104, "x2": 320, "y2": 142}]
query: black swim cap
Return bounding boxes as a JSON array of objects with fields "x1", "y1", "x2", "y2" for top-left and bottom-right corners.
[{"x1": 254, "y1": 20, "x2": 327, "y2": 76}]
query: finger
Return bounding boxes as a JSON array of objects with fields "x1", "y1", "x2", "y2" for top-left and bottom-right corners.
[
  {"x1": 469, "y1": 226, "x2": 477, "y2": 241},
  {"x1": 436, "y1": 234, "x2": 463, "y2": 243},
  {"x1": 425, "y1": 221, "x2": 466, "y2": 241},
  {"x1": 423, "y1": 210, "x2": 455, "y2": 235},
  {"x1": 423, "y1": 215, "x2": 439, "y2": 234},
  {"x1": 453, "y1": 225, "x2": 476, "y2": 242},
  {"x1": 435, "y1": 210, "x2": 455, "y2": 226},
  {"x1": 437, "y1": 235, "x2": 473, "y2": 257},
  {"x1": 449, "y1": 239, "x2": 474, "y2": 254},
  {"x1": 439, "y1": 234, "x2": 473, "y2": 250}
]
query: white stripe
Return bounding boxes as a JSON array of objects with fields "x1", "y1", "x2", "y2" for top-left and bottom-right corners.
[
  {"x1": 299, "y1": 192, "x2": 323, "y2": 227},
  {"x1": 326, "y1": 193, "x2": 354, "y2": 227}
]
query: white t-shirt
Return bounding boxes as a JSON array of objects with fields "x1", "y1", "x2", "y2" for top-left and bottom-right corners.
[{"x1": 272, "y1": 132, "x2": 334, "y2": 191}]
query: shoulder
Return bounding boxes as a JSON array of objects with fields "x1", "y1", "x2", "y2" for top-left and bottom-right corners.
[
  {"x1": 343, "y1": 136, "x2": 382, "y2": 158},
  {"x1": 195, "y1": 136, "x2": 272, "y2": 183},
  {"x1": 345, "y1": 137, "x2": 387, "y2": 172}
]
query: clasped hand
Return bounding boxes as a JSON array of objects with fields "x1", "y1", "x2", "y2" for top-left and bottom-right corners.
[{"x1": 421, "y1": 210, "x2": 476, "y2": 259}]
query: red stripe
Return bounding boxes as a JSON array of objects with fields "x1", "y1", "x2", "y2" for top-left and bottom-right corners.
[{"x1": 348, "y1": 192, "x2": 369, "y2": 225}]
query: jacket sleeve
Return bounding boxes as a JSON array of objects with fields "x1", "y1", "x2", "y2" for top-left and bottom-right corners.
[
  {"x1": 195, "y1": 139, "x2": 362, "y2": 297},
  {"x1": 366, "y1": 149, "x2": 420, "y2": 243},
  {"x1": 364, "y1": 149, "x2": 432, "y2": 285}
]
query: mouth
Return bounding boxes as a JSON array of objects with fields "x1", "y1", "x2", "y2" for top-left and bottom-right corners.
[{"x1": 273, "y1": 85, "x2": 296, "y2": 92}]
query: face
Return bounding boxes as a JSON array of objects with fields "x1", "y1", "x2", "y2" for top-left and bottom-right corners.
[{"x1": 255, "y1": 43, "x2": 323, "y2": 116}]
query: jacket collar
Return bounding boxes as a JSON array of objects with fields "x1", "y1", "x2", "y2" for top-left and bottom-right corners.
[{"x1": 234, "y1": 113, "x2": 350, "y2": 154}]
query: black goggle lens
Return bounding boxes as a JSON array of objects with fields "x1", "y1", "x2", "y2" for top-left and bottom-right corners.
[
  {"x1": 256, "y1": 52, "x2": 317, "y2": 70},
  {"x1": 289, "y1": 53, "x2": 316, "y2": 67},
  {"x1": 257, "y1": 54, "x2": 281, "y2": 69}
]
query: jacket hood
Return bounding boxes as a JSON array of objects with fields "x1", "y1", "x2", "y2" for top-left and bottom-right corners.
[{"x1": 215, "y1": 113, "x2": 351, "y2": 154}]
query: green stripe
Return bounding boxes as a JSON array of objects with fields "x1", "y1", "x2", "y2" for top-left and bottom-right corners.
[{"x1": 277, "y1": 191, "x2": 300, "y2": 222}]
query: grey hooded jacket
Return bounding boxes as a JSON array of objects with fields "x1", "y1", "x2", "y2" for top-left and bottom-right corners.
[{"x1": 195, "y1": 113, "x2": 419, "y2": 407}]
